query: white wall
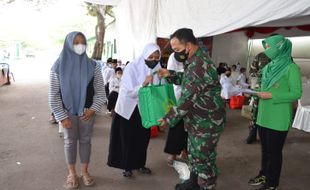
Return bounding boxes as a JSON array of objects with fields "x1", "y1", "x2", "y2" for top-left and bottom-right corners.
[
  {"x1": 211, "y1": 31, "x2": 248, "y2": 68},
  {"x1": 211, "y1": 30, "x2": 310, "y2": 77}
]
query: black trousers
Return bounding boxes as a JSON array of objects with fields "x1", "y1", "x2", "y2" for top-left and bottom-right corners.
[
  {"x1": 258, "y1": 125, "x2": 288, "y2": 187},
  {"x1": 164, "y1": 120, "x2": 188, "y2": 155},
  {"x1": 107, "y1": 91, "x2": 118, "y2": 111},
  {"x1": 105, "y1": 83, "x2": 110, "y2": 100}
]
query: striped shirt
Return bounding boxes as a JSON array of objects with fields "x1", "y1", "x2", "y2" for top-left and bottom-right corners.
[{"x1": 48, "y1": 63, "x2": 105, "y2": 122}]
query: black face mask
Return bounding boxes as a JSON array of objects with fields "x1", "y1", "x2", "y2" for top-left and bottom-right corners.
[
  {"x1": 145, "y1": 60, "x2": 159, "y2": 69},
  {"x1": 174, "y1": 49, "x2": 189, "y2": 62}
]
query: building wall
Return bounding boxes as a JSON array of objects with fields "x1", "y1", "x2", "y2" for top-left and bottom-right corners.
[
  {"x1": 211, "y1": 29, "x2": 310, "y2": 77},
  {"x1": 211, "y1": 31, "x2": 249, "y2": 68}
]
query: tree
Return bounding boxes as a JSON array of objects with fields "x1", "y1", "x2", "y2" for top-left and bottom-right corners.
[{"x1": 86, "y1": 4, "x2": 115, "y2": 60}]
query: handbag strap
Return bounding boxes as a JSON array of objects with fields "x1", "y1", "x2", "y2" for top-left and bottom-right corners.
[{"x1": 146, "y1": 71, "x2": 166, "y2": 86}]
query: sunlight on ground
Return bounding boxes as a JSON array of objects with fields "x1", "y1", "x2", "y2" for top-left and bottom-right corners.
[{"x1": 0, "y1": 0, "x2": 97, "y2": 83}]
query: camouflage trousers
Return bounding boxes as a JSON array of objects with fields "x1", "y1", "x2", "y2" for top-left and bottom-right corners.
[
  {"x1": 186, "y1": 123, "x2": 224, "y2": 189},
  {"x1": 251, "y1": 96, "x2": 259, "y2": 123}
]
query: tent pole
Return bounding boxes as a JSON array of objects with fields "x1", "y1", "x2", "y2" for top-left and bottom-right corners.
[{"x1": 246, "y1": 38, "x2": 253, "y2": 75}]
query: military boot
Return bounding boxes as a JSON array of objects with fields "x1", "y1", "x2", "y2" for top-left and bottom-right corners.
[{"x1": 175, "y1": 172, "x2": 200, "y2": 190}]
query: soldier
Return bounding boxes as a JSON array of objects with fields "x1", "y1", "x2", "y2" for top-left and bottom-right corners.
[
  {"x1": 158, "y1": 28, "x2": 226, "y2": 190},
  {"x1": 245, "y1": 52, "x2": 270, "y2": 144}
]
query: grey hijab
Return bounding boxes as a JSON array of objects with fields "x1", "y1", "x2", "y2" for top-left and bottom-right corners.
[{"x1": 51, "y1": 31, "x2": 96, "y2": 116}]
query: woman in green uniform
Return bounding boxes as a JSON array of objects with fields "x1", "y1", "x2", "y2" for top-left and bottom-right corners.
[{"x1": 248, "y1": 34, "x2": 302, "y2": 190}]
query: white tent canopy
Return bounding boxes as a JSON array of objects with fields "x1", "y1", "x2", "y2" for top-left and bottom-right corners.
[
  {"x1": 157, "y1": 0, "x2": 310, "y2": 37},
  {"x1": 86, "y1": 0, "x2": 310, "y2": 61}
]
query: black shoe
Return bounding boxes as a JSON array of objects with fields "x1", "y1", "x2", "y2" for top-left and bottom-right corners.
[
  {"x1": 248, "y1": 174, "x2": 266, "y2": 186},
  {"x1": 175, "y1": 172, "x2": 200, "y2": 190},
  {"x1": 123, "y1": 170, "x2": 133, "y2": 177},
  {"x1": 256, "y1": 184, "x2": 277, "y2": 190},
  {"x1": 138, "y1": 167, "x2": 152, "y2": 175},
  {"x1": 246, "y1": 135, "x2": 257, "y2": 144}
]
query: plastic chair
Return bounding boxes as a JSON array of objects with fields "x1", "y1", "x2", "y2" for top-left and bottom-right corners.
[{"x1": 230, "y1": 95, "x2": 245, "y2": 109}]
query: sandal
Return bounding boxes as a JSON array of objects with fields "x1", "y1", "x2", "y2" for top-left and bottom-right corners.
[
  {"x1": 65, "y1": 174, "x2": 79, "y2": 189},
  {"x1": 81, "y1": 173, "x2": 95, "y2": 187},
  {"x1": 123, "y1": 170, "x2": 133, "y2": 178},
  {"x1": 138, "y1": 167, "x2": 152, "y2": 175}
]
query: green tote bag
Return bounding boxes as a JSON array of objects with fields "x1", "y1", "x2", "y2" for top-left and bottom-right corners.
[{"x1": 138, "y1": 80, "x2": 177, "y2": 129}]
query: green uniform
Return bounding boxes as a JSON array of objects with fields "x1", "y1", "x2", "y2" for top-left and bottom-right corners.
[
  {"x1": 257, "y1": 63, "x2": 302, "y2": 131},
  {"x1": 164, "y1": 48, "x2": 226, "y2": 188},
  {"x1": 257, "y1": 35, "x2": 302, "y2": 131}
]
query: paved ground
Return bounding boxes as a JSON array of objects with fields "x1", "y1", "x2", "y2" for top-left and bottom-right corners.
[{"x1": 0, "y1": 60, "x2": 309, "y2": 190}]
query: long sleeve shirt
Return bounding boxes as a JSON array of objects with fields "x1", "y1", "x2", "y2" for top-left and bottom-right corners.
[
  {"x1": 102, "y1": 67, "x2": 115, "y2": 85},
  {"x1": 256, "y1": 63, "x2": 302, "y2": 131},
  {"x1": 164, "y1": 48, "x2": 226, "y2": 129},
  {"x1": 109, "y1": 76, "x2": 121, "y2": 93},
  {"x1": 49, "y1": 63, "x2": 105, "y2": 122}
]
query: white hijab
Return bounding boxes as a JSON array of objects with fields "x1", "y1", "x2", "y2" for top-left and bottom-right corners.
[{"x1": 115, "y1": 43, "x2": 161, "y2": 119}]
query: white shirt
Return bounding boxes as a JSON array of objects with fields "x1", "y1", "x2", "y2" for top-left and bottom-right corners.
[
  {"x1": 102, "y1": 67, "x2": 115, "y2": 85},
  {"x1": 230, "y1": 71, "x2": 240, "y2": 85},
  {"x1": 237, "y1": 73, "x2": 249, "y2": 88},
  {"x1": 109, "y1": 76, "x2": 121, "y2": 93},
  {"x1": 115, "y1": 43, "x2": 162, "y2": 120},
  {"x1": 220, "y1": 75, "x2": 242, "y2": 99},
  {"x1": 167, "y1": 53, "x2": 184, "y2": 100}
]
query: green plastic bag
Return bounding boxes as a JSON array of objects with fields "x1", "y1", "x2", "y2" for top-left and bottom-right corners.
[{"x1": 138, "y1": 80, "x2": 177, "y2": 129}]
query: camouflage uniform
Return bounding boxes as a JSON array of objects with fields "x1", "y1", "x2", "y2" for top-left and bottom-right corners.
[
  {"x1": 249, "y1": 52, "x2": 270, "y2": 123},
  {"x1": 164, "y1": 48, "x2": 226, "y2": 189},
  {"x1": 245, "y1": 52, "x2": 270, "y2": 144}
]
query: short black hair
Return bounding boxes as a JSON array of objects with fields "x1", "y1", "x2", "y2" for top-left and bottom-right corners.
[
  {"x1": 170, "y1": 28, "x2": 197, "y2": 45},
  {"x1": 107, "y1": 57, "x2": 113, "y2": 63},
  {"x1": 240, "y1": 67, "x2": 246, "y2": 72},
  {"x1": 115, "y1": 67, "x2": 123, "y2": 73},
  {"x1": 112, "y1": 59, "x2": 118, "y2": 64},
  {"x1": 232, "y1": 65, "x2": 237, "y2": 68}
]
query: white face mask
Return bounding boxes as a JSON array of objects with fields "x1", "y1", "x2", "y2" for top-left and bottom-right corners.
[{"x1": 73, "y1": 44, "x2": 86, "y2": 55}]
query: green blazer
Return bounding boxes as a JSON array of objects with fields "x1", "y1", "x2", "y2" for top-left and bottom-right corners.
[{"x1": 256, "y1": 63, "x2": 302, "y2": 131}]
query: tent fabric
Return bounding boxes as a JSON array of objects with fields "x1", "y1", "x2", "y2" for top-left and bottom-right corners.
[
  {"x1": 235, "y1": 24, "x2": 310, "y2": 38},
  {"x1": 157, "y1": 0, "x2": 310, "y2": 38},
  {"x1": 100, "y1": 0, "x2": 310, "y2": 60},
  {"x1": 84, "y1": 0, "x2": 120, "y2": 6},
  {"x1": 292, "y1": 84, "x2": 310, "y2": 133},
  {"x1": 114, "y1": 0, "x2": 158, "y2": 62}
]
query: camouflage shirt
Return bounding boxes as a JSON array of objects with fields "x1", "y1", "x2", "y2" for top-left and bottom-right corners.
[
  {"x1": 250, "y1": 52, "x2": 270, "y2": 122},
  {"x1": 250, "y1": 52, "x2": 270, "y2": 89},
  {"x1": 164, "y1": 48, "x2": 226, "y2": 129}
]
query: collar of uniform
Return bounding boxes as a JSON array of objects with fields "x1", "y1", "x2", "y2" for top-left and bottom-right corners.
[{"x1": 185, "y1": 47, "x2": 202, "y2": 67}]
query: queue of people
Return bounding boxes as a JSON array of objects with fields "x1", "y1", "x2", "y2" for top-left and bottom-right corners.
[{"x1": 48, "y1": 30, "x2": 301, "y2": 190}]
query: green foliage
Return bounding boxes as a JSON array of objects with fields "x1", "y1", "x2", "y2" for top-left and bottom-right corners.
[{"x1": 85, "y1": 3, "x2": 115, "y2": 28}]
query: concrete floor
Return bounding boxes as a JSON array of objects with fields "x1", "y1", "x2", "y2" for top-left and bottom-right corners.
[{"x1": 0, "y1": 62, "x2": 310, "y2": 190}]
